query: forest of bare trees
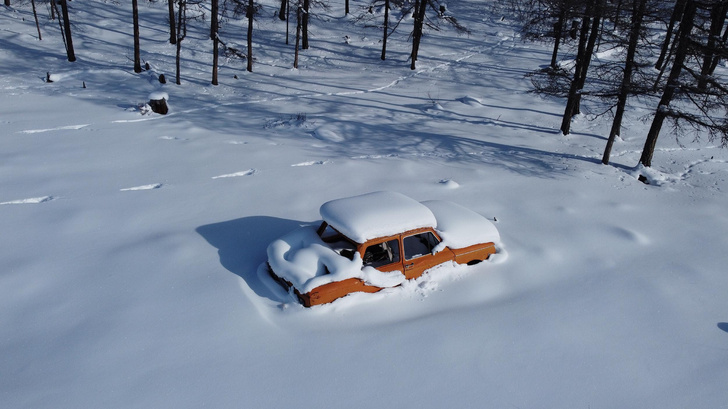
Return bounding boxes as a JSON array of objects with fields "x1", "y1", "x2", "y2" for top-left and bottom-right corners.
[{"x1": 7, "y1": 0, "x2": 728, "y2": 168}]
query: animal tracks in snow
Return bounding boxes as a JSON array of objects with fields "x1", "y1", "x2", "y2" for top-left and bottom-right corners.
[
  {"x1": 211, "y1": 169, "x2": 257, "y2": 179},
  {"x1": 120, "y1": 183, "x2": 163, "y2": 191},
  {"x1": 19, "y1": 124, "x2": 89, "y2": 134},
  {"x1": 0, "y1": 196, "x2": 55, "y2": 205},
  {"x1": 291, "y1": 160, "x2": 330, "y2": 167}
]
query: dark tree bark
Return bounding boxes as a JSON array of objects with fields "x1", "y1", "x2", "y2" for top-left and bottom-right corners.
[
  {"x1": 655, "y1": 0, "x2": 687, "y2": 70},
  {"x1": 278, "y1": 0, "x2": 286, "y2": 20},
  {"x1": 603, "y1": 0, "x2": 647, "y2": 165},
  {"x1": 246, "y1": 0, "x2": 254, "y2": 72},
  {"x1": 550, "y1": 7, "x2": 567, "y2": 69},
  {"x1": 302, "y1": 0, "x2": 310, "y2": 49},
  {"x1": 698, "y1": 1, "x2": 727, "y2": 89},
  {"x1": 175, "y1": 0, "x2": 186, "y2": 85},
  {"x1": 211, "y1": 0, "x2": 219, "y2": 85},
  {"x1": 639, "y1": 0, "x2": 697, "y2": 167},
  {"x1": 4, "y1": 0, "x2": 10, "y2": 7},
  {"x1": 345, "y1": 0, "x2": 350, "y2": 15},
  {"x1": 411, "y1": 0, "x2": 427, "y2": 70},
  {"x1": 381, "y1": 0, "x2": 389, "y2": 60},
  {"x1": 294, "y1": 0, "x2": 302, "y2": 68},
  {"x1": 168, "y1": 0, "x2": 177, "y2": 44},
  {"x1": 31, "y1": 0, "x2": 42, "y2": 40},
  {"x1": 133, "y1": 0, "x2": 142, "y2": 73},
  {"x1": 60, "y1": 0, "x2": 76, "y2": 62},
  {"x1": 560, "y1": 2, "x2": 594, "y2": 135},
  {"x1": 210, "y1": 0, "x2": 218, "y2": 40}
]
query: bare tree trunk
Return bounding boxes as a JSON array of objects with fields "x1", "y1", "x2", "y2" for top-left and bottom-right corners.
[
  {"x1": 211, "y1": 0, "x2": 219, "y2": 85},
  {"x1": 302, "y1": 0, "x2": 309, "y2": 49},
  {"x1": 698, "y1": 2, "x2": 727, "y2": 89},
  {"x1": 210, "y1": 0, "x2": 218, "y2": 40},
  {"x1": 560, "y1": 5, "x2": 592, "y2": 135},
  {"x1": 655, "y1": 0, "x2": 686, "y2": 70},
  {"x1": 411, "y1": 0, "x2": 427, "y2": 70},
  {"x1": 603, "y1": 0, "x2": 647, "y2": 165},
  {"x1": 246, "y1": 0, "x2": 254, "y2": 72},
  {"x1": 168, "y1": 0, "x2": 177, "y2": 44},
  {"x1": 345, "y1": 0, "x2": 349, "y2": 15},
  {"x1": 278, "y1": 0, "x2": 286, "y2": 20},
  {"x1": 571, "y1": 4, "x2": 602, "y2": 116},
  {"x1": 381, "y1": 0, "x2": 389, "y2": 60},
  {"x1": 50, "y1": 0, "x2": 56, "y2": 20},
  {"x1": 294, "y1": 1, "x2": 301, "y2": 68},
  {"x1": 60, "y1": 0, "x2": 76, "y2": 62},
  {"x1": 31, "y1": 0, "x2": 42, "y2": 40},
  {"x1": 133, "y1": 0, "x2": 142, "y2": 73},
  {"x1": 175, "y1": 0, "x2": 185, "y2": 85},
  {"x1": 4, "y1": 0, "x2": 10, "y2": 7},
  {"x1": 640, "y1": 0, "x2": 696, "y2": 167},
  {"x1": 286, "y1": 0, "x2": 290, "y2": 44},
  {"x1": 550, "y1": 8, "x2": 566, "y2": 69}
]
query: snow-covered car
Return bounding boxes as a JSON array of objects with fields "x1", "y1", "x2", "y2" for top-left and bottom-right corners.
[{"x1": 267, "y1": 191, "x2": 500, "y2": 307}]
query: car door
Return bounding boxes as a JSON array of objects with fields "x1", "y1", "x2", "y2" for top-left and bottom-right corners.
[{"x1": 401, "y1": 229, "x2": 454, "y2": 280}]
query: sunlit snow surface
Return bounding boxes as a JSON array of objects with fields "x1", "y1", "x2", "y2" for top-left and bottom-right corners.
[{"x1": 1, "y1": 1, "x2": 727, "y2": 409}]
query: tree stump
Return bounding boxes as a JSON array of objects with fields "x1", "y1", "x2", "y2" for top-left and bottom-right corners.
[{"x1": 148, "y1": 92, "x2": 169, "y2": 115}]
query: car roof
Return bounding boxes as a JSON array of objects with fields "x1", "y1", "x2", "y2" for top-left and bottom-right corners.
[{"x1": 319, "y1": 191, "x2": 437, "y2": 243}]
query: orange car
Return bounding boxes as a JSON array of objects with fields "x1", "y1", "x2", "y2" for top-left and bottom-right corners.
[{"x1": 267, "y1": 191, "x2": 500, "y2": 307}]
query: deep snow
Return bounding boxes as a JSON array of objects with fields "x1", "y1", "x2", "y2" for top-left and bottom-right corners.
[{"x1": 1, "y1": 1, "x2": 728, "y2": 408}]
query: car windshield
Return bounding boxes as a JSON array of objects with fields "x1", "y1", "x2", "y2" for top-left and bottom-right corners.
[{"x1": 318, "y1": 222, "x2": 357, "y2": 260}]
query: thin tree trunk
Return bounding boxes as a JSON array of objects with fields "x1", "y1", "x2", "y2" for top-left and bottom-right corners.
[
  {"x1": 4, "y1": 0, "x2": 10, "y2": 7},
  {"x1": 211, "y1": 0, "x2": 219, "y2": 85},
  {"x1": 175, "y1": 0, "x2": 185, "y2": 85},
  {"x1": 640, "y1": 0, "x2": 696, "y2": 167},
  {"x1": 411, "y1": 0, "x2": 427, "y2": 70},
  {"x1": 655, "y1": 0, "x2": 686, "y2": 70},
  {"x1": 60, "y1": 0, "x2": 75, "y2": 62},
  {"x1": 246, "y1": 0, "x2": 253, "y2": 72},
  {"x1": 278, "y1": 0, "x2": 286, "y2": 20},
  {"x1": 210, "y1": 0, "x2": 218, "y2": 40},
  {"x1": 133, "y1": 0, "x2": 142, "y2": 73},
  {"x1": 345, "y1": 0, "x2": 349, "y2": 15},
  {"x1": 31, "y1": 0, "x2": 42, "y2": 40},
  {"x1": 294, "y1": 1, "x2": 301, "y2": 68},
  {"x1": 51, "y1": 0, "x2": 56, "y2": 20},
  {"x1": 550, "y1": 8, "x2": 566, "y2": 69},
  {"x1": 381, "y1": 0, "x2": 389, "y2": 60},
  {"x1": 698, "y1": 2, "x2": 726, "y2": 89},
  {"x1": 302, "y1": 0, "x2": 309, "y2": 49},
  {"x1": 560, "y1": 7, "x2": 592, "y2": 135},
  {"x1": 603, "y1": 0, "x2": 647, "y2": 165},
  {"x1": 168, "y1": 0, "x2": 177, "y2": 44},
  {"x1": 572, "y1": 5, "x2": 602, "y2": 116},
  {"x1": 286, "y1": 0, "x2": 290, "y2": 44}
]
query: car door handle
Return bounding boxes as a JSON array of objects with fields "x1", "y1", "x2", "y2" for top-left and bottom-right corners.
[{"x1": 405, "y1": 263, "x2": 414, "y2": 270}]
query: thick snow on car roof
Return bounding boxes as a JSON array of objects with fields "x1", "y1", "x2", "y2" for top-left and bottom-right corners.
[{"x1": 320, "y1": 191, "x2": 437, "y2": 243}]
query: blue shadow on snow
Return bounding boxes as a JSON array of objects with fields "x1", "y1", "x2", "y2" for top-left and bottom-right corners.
[{"x1": 196, "y1": 216, "x2": 308, "y2": 304}]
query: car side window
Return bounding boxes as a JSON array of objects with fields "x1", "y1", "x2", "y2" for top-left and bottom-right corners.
[
  {"x1": 363, "y1": 239, "x2": 400, "y2": 268},
  {"x1": 403, "y1": 232, "x2": 440, "y2": 260}
]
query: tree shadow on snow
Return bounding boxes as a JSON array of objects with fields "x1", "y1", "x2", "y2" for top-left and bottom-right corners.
[
  {"x1": 196, "y1": 216, "x2": 308, "y2": 304},
  {"x1": 719, "y1": 322, "x2": 728, "y2": 334}
]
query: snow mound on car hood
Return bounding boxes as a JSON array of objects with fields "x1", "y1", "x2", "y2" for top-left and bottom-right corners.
[
  {"x1": 267, "y1": 225, "x2": 406, "y2": 294},
  {"x1": 422, "y1": 200, "x2": 500, "y2": 249}
]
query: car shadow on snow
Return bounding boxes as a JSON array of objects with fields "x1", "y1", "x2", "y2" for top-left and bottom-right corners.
[{"x1": 196, "y1": 216, "x2": 308, "y2": 305}]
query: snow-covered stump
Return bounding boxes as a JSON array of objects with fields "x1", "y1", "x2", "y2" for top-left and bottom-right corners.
[{"x1": 148, "y1": 92, "x2": 169, "y2": 115}]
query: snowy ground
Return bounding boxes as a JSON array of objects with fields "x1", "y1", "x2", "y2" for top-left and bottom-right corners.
[{"x1": 2, "y1": 1, "x2": 728, "y2": 408}]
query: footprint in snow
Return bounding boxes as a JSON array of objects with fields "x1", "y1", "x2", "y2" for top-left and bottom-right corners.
[
  {"x1": 120, "y1": 184, "x2": 163, "y2": 191},
  {"x1": 0, "y1": 196, "x2": 55, "y2": 205},
  {"x1": 212, "y1": 169, "x2": 257, "y2": 179},
  {"x1": 291, "y1": 160, "x2": 330, "y2": 167}
]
